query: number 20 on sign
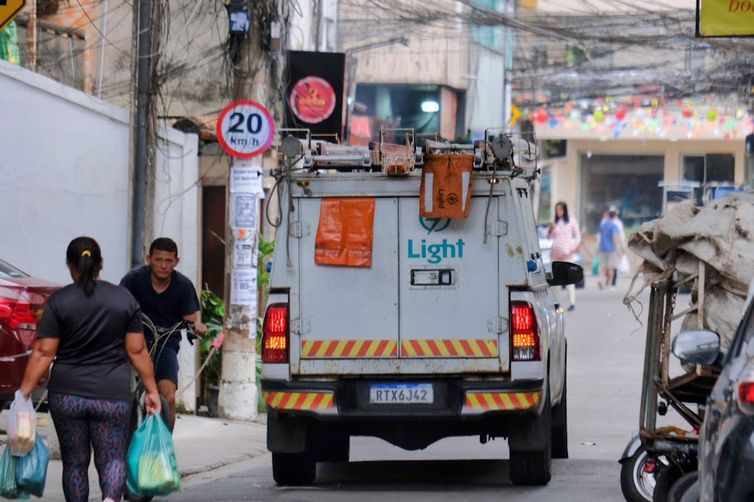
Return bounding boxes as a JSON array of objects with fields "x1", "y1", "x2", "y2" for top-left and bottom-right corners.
[{"x1": 217, "y1": 100, "x2": 276, "y2": 159}]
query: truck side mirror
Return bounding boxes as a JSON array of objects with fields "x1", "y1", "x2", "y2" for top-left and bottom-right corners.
[
  {"x1": 672, "y1": 330, "x2": 721, "y2": 366},
  {"x1": 547, "y1": 261, "x2": 584, "y2": 287}
]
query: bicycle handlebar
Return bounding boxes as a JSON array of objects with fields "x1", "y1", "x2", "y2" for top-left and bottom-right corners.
[{"x1": 141, "y1": 314, "x2": 201, "y2": 345}]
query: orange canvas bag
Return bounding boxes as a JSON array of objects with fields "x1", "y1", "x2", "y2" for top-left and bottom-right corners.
[
  {"x1": 314, "y1": 198, "x2": 376, "y2": 268},
  {"x1": 419, "y1": 154, "x2": 474, "y2": 219}
]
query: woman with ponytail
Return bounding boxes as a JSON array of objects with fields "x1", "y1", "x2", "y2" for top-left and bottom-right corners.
[{"x1": 19, "y1": 236, "x2": 161, "y2": 502}]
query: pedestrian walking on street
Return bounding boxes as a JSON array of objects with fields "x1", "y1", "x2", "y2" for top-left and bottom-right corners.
[
  {"x1": 549, "y1": 201, "x2": 582, "y2": 311},
  {"x1": 19, "y1": 236, "x2": 161, "y2": 502},
  {"x1": 598, "y1": 209, "x2": 623, "y2": 290},
  {"x1": 120, "y1": 237, "x2": 207, "y2": 426},
  {"x1": 600, "y1": 206, "x2": 626, "y2": 287}
]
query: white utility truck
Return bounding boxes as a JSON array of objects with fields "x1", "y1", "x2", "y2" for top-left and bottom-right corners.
[{"x1": 260, "y1": 130, "x2": 583, "y2": 487}]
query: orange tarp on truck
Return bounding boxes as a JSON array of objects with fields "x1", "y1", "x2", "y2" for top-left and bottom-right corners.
[
  {"x1": 315, "y1": 198, "x2": 376, "y2": 268},
  {"x1": 419, "y1": 154, "x2": 474, "y2": 219}
]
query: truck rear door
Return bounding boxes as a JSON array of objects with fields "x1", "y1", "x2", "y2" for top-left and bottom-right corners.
[
  {"x1": 295, "y1": 197, "x2": 400, "y2": 375},
  {"x1": 398, "y1": 196, "x2": 505, "y2": 372},
  {"x1": 293, "y1": 190, "x2": 515, "y2": 376}
]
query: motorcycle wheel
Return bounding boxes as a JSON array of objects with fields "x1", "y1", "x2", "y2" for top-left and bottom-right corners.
[
  {"x1": 620, "y1": 445, "x2": 657, "y2": 502},
  {"x1": 652, "y1": 464, "x2": 683, "y2": 502},
  {"x1": 667, "y1": 471, "x2": 699, "y2": 502}
]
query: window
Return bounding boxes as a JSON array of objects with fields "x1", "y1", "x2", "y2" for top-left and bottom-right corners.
[
  {"x1": 541, "y1": 140, "x2": 566, "y2": 159},
  {"x1": 580, "y1": 154, "x2": 664, "y2": 233},
  {"x1": 353, "y1": 84, "x2": 443, "y2": 140},
  {"x1": 470, "y1": 0, "x2": 503, "y2": 50},
  {"x1": 682, "y1": 154, "x2": 734, "y2": 184},
  {"x1": 537, "y1": 167, "x2": 552, "y2": 223},
  {"x1": 685, "y1": 43, "x2": 709, "y2": 74}
]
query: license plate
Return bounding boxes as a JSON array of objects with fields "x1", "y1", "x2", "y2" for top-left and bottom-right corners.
[{"x1": 369, "y1": 383, "x2": 434, "y2": 404}]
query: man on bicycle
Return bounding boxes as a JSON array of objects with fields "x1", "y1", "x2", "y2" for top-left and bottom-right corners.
[{"x1": 120, "y1": 237, "x2": 207, "y2": 423}]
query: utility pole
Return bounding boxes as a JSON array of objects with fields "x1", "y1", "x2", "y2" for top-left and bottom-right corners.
[
  {"x1": 219, "y1": 0, "x2": 285, "y2": 420},
  {"x1": 314, "y1": 0, "x2": 322, "y2": 50},
  {"x1": 130, "y1": 0, "x2": 153, "y2": 268},
  {"x1": 26, "y1": 0, "x2": 37, "y2": 71}
]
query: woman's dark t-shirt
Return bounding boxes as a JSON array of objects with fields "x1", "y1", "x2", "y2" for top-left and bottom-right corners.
[{"x1": 38, "y1": 281, "x2": 143, "y2": 401}]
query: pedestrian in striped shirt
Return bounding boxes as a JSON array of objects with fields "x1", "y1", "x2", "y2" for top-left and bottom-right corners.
[{"x1": 549, "y1": 201, "x2": 582, "y2": 311}]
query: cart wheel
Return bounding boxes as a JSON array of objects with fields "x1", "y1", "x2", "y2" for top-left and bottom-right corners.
[
  {"x1": 667, "y1": 471, "x2": 698, "y2": 502},
  {"x1": 620, "y1": 445, "x2": 657, "y2": 502},
  {"x1": 652, "y1": 464, "x2": 683, "y2": 502}
]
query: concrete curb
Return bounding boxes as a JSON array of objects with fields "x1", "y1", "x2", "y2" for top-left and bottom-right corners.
[{"x1": 180, "y1": 451, "x2": 267, "y2": 478}]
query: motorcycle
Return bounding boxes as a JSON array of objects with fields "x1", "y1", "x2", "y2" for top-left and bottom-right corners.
[{"x1": 620, "y1": 279, "x2": 719, "y2": 502}]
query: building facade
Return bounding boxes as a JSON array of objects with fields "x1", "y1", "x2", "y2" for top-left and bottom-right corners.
[
  {"x1": 338, "y1": 0, "x2": 513, "y2": 143},
  {"x1": 512, "y1": 3, "x2": 753, "y2": 235}
]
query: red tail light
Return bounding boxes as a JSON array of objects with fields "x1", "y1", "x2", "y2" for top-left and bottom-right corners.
[
  {"x1": 263, "y1": 304, "x2": 289, "y2": 364},
  {"x1": 511, "y1": 301, "x2": 540, "y2": 361},
  {"x1": 0, "y1": 298, "x2": 38, "y2": 348},
  {"x1": 738, "y1": 382, "x2": 754, "y2": 413}
]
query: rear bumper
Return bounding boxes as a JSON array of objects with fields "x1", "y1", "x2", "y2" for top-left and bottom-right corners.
[{"x1": 261, "y1": 377, "x2": 545, "y2": 419}]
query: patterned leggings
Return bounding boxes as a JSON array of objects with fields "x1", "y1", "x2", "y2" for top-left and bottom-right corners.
[{"x1": 48, "y1": 393, "x2": 130, "y2": 502}]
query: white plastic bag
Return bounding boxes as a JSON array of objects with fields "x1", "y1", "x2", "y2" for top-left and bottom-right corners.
[
  {"x1": 618, "y1": 254, "x2": 630, "y2": 275},
  {"x1": 8, "y1": 391, "x2": 36, "y2": 456}
]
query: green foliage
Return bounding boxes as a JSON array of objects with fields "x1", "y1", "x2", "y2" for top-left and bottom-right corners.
[
  {"x1": 256, "y1": 235, "x2": 275, "y2": 413},
  {"x1": 198, "y1": 235, "x2": 275, "y2": 413},
  {"x1": 200, "y1": 289, "x2": 225, "y2": 389}
]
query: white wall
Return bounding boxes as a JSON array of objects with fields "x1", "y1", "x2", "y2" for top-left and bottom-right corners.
[
  {"x1": 338, "y1": 0, "x2": 469, "y2": 90},
  {"x1": 153, "y1": 126, "x2": 201, "y2": 412},
  {"x1": 0, "y1": 60, "x2": 201, "y2": 410},
  {"x1": 466, "y1": 46, "x2": 506, "y2": 136},
  {"x1": 288, "y1": 0, "x2": 339, "y2": 51},
  {"x1": 0, "y1": 60, "x2": 131, "y2": 284}
]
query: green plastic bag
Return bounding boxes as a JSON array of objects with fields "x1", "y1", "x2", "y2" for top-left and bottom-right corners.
[
  {"x1": 0, "y1": 21, "x2": 21, "y2": 65},
  {"x1": 0, "y1": 447, "x2": 28, "y2": 499},
  {"x1": 15, "y1": 438, "x2": 50, "y2": 497},
  {"x1": 591, "y1": 255, "x2": 600, "y2": 276},
  {"x1": 126, "y1": 414, "x2": 180, "y2": 497}
]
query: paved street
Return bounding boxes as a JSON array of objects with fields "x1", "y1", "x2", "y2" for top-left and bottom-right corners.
[
  {"x1": 1, "y1": 0, "x2": 744, "y2": 501},
  {"x1": 162, "y1": 277, "x2": 651, "y2": 501}
]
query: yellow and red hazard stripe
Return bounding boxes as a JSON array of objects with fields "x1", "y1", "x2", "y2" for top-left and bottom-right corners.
[
  {"x1": 263, "y1": 391, "x2": 335, "y2": 412},
  {"x1": 462, "y1": 391, "x2": 541, "y2": 414},
  {"x1": 401, "y1": 339, "x2": 498, "y2": 358},
  {"x1": 301, "y1": 339, "x2": 397, "y2": 358}
]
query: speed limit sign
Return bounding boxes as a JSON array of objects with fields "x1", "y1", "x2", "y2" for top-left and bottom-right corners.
[{"x1": 216, "y1": 100, "x2": 276, "y2": 159}]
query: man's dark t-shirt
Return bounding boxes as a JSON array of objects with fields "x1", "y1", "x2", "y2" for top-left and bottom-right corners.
[
  {"x1": 38, "y1": 281, "x2": 143, "y2": 401},
  {"x1": 119, "y1": 265, "x2": 199, "y2": 343}
]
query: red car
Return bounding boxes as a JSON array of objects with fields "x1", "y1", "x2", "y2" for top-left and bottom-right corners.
[{"x1": 0, "y1": 259, "x2": 58, "y2": 408}]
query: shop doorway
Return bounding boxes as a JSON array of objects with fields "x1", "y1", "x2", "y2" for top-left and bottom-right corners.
[
  {"x1": 580, "y1": 154, "x2": 663, "y2": 234},
  {"x1": 202, "y1": 186, "x2": 226, "y2": 299}
]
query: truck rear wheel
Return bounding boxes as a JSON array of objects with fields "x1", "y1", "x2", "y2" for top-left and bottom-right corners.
[
  {"x1": 551, "y1": 352, "x2": 568, "y2": 459},
  {"x1": 272, "y1": 451, "x2": 316, "y2": 486},
  {"x1": 314, "y1": 430, "x2": 349, "y2": 463},
  {"x1": 509, "y1": 390, "x2": 552, "y2": 486}
]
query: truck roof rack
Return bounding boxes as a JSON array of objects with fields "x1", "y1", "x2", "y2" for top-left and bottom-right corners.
[{"x1": 276, "y1": 128, "x2": 540, "y2": 180}]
